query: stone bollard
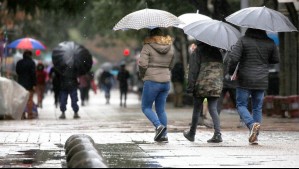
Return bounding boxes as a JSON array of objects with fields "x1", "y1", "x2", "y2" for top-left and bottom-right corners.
[
  {"x1": 64, "y1": 134, "x2": 108, "y2": 168},
  {"x1": 67, "y1": 150, "x2": 107, "y2": 168},
  {"x1": 66, "y1": 143, "x2": 98, "y2": 162},
  {"x1": 64, "y1": 134, "x2": 93, "y2": 149},
  {"x1": 65, "y1": 137, "x2": 95, "y2": 155}
]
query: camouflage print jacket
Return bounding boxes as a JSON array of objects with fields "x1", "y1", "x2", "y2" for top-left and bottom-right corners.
[{"x1": 187, "y1": 43, "x2": 223, "y2": 97}]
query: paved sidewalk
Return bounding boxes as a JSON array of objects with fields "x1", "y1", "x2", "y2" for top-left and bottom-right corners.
[{"x1": 0, "y1": 90, "x2": 298, "y2": 168}]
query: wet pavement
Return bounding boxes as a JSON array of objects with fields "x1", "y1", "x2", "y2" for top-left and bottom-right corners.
[{"x1": 0, "y1": 90, "x2": 299, "y2": 168}]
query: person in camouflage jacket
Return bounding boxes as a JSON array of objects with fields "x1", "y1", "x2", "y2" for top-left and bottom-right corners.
[{"x1": 184, "y1": 41, "x2": 224, "y2": 143}]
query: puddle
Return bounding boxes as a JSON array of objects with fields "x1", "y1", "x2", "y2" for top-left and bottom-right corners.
[
  {"x1": 0, "y1": 144, "x2": 64, "y2": 168},
  {"x1": 96, "y1": 143, "x2": 161, "y2": 168}
]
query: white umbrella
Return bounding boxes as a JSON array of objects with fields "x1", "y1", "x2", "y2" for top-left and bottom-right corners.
[
  {"x1": 177, "y1": 10, "x2": 212, "y2": 28},
  {"x1": 225, "y1": 6, "x2": 298, "y2": 32},
  {"x1": 0, "y1": 77, "x2": 29, "y2": 120},
  {"x1": 183, "y1": 19, "x2": 241, "y2": 50},
  {"x1": 113, "y1": 8, "x2": 183, "y2": 31}
]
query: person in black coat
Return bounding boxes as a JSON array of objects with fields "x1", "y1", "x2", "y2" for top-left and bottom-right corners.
[
  {"x1": 57, "y1": 65, "x2": 80, "y2": 119},
  {"x1": 228, "y1": 28, "x2": 279, "y2": 144},
  {"x1": 16, "y1": 50, "x2": 36, "y2": 119},
  {"x1": 117, "y1": 63, "x2": 130, "y2": 107},
  {"x1": 171, "y1": 62, "x2": 185, "y2": 107},
  {"x1": 49, "y1": 67, "x2": 61, "y2": 108}
]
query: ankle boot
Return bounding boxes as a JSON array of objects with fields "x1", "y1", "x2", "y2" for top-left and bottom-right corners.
[
  {"x1": 183, "y1": 130, "x2": 195, "y2": 142},
  {"x1": 207, "y1": 132, "x2": 222, "y2": 143},
  {"x1": 59, "y1": 112, "x2": 66, "y2": 119},
  {"x1": 73, "y1": 112, "x2": 80, "y2": 119}
]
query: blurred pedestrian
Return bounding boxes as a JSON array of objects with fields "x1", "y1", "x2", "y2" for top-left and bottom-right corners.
[
  {"x1": 138, "y1": 28, "x2": 175, "y2": 143},
  {"x1": 16, "y1": 50, "x2": 37, "y2": 119},
  {"x1": 49, "y1": 67, "x2": 61, "y2": 108},
  {"x1": 78, "y1": 72, "x2": 93, "y2": 106},
  {"x1": 228, "y1": 28, "x2": 279, "y2": 144},
  {"x1": 117, "y1": 63, "x2": 130, "y2": 107},
  {"x1": 184, "y1": 41, "x2": 223, "y2": 143},
  {"x1": 171, "y1": 61, "x2": 184, "y2": 107},
  {"x1": 98, "y1": 70, "x2": 114, "y2": 104},
  {"x1": 58, "y1": 66, "x2": 80, "y2": 119},
  {"x1": 35, "y1": 62, "x2": 48, "y2": 108}
]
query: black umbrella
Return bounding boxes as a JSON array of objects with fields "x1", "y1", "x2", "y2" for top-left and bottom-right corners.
[{"x1": 52, "y1": 41, "x2": 92, "y2": 76}]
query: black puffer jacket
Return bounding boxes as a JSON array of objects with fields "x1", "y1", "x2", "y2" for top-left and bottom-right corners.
[
  {"x1": 59, "y1": 66, "x2": 79, "y2": 90},
  {"x1": 228, "y1": 28, "x2": 280, "y2": 90}
]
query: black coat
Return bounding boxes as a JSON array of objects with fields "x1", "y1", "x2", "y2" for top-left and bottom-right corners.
[
  {"x1": 16, "y1": 56, "x2": 36, "y2": 90},
  {"x1": 228, "y1": 28, "x2": 279, "y2": 90},
  {"x1": 59, "y1": 67, "x2": 79, "y2": 90}
]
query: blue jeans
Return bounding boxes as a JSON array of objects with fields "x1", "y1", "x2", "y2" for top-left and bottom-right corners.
[
  {"x1": 236, "y1": 88, "x2": 264, "y2": 130},
  {"x1": 59, "y1": 89, "x2": 79, "y2": 113},
  {"x1": 141, "y1": 81, "x2": 170, "y2": 136}
]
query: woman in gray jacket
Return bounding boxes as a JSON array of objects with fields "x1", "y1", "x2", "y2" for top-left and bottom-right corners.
[
  {"x1": 138, "y1": 28, "x2": 174, "y2": 143},
  {"x1": 228, "y1": 28, "x2": 279, "y2": 144}
]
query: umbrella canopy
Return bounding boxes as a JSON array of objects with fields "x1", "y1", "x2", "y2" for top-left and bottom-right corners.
[
  {"x1": 52, "y1": 41, "x2": 92, "y2": 76},
  {"x1": 113, "y1": 8, "x2": 182, "y2": 30},
  {"x1": 177, "y1": 11, "x2": 212, "y2": 28},
  {"x1": 183, "y1": 19, "x2": 241, "y2": 50},
  {"x1": 225, "y1": 6, "x2": 298, "y2": 32},
  {"x1": 0, "y1": 77, "x2": 29, "y2": 120},
  {"x1": 8, "y1": 37, "x2": 46, "y2": 50}
]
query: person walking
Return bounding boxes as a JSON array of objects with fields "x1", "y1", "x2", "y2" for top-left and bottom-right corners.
[
  {"x1": 117, "y1": 63, "x2": 130, "y2": 107},
  {"x1": 183, "y1": 41, "x2": 223, "y2": 143},
  {"x1": 228, "y1": 28, "x2": 279, "y2": 144},
  {"x1": 58, "y1": 66, "x2": 80, "y2": 119},
  {"x1": 98, "y1": 70, "x2": 114, "y2": 104},
  {"x1": 16, "y1": 50, "x2": 37, "y2": 119},
  {"x1": 138, "y1": 28, "x2": 174, "y2": 143},
  {"x1": 49, "y1": 66, "x2": 61, "y2": 108},
  {"x1": 171, "y1": 61, "x2": 185, "y2": 107},
  {"x1": 78, "y1": 72, "x2": 92, "y2": 106},
  {"x1": 35, "y1": 62, "x2": 48, "y2": 108}
]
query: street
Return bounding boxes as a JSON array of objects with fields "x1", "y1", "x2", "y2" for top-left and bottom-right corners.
[{"x1": 0, "y1": 90, "x2": 299, "y2": 168}]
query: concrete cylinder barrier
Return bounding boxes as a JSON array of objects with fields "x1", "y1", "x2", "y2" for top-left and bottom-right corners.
[
  {"x1": 64, "y1": 134, "x2": 93, "y2": 149},
  {"x1": 65, "y1": 137, "x2": 95, "y2": 155},
  {"x1": 67, "y1": 150, "x2": 107, "y2": 168},
  {"x1": 66, "y1": 143, "x2": 98, "y2": 162},
  {"x1": 64, "y1": 134, "x2": 108, "y2": 168}
]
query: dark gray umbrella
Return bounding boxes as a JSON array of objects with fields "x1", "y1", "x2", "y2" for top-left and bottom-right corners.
[{"x1": 52, "y1": 41, "x2": 92, "y2": 76}]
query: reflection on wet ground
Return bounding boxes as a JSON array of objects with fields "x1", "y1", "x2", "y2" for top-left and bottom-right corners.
[
  {"x1": 0, "y1": 148, "x2": 64, "y2": 168},
  {"x1": 96, "y1": 143, "x2": 161, "y2": 168}
]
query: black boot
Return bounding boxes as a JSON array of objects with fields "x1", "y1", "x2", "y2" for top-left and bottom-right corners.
[
  {"x1": 73, "y1": 112, "x2": 80, "y2": 119},
  {"x1": 183, "y1": 130, "x2": 195, "y2": 142},
  {"x1": 59, "y1": 112, "x2": 66, "y2": 119},
  {"x1": 207, "y1": 132, "x2": 222, "y2": 143}
]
